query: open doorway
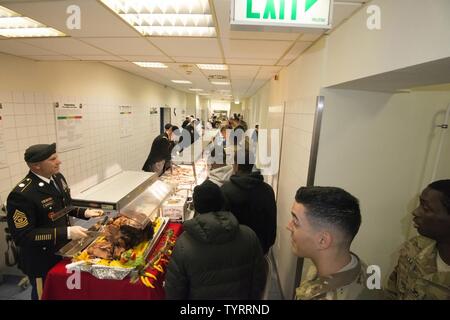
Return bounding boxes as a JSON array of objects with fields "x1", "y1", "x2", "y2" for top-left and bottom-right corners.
[{"x1": 160, "y1": 107, "x2": 171, "y2": 134}]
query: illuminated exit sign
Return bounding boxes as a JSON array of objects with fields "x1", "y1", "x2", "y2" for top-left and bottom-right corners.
[{"x1": 231, "y1": 0, "x2": 333, "y2": 29}]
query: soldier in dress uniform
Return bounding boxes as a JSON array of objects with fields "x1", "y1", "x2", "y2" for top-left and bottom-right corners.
[
  {"x1": 142, "y1": 123, "x2": 173, "y2": 176},
  {"x1": 287, "y1": 186, "x2": 376, "y2": 300},
  {"x1": 385, "y1": 180, "x2": 450, "y2": 300},
  {"x1": 6, "y1": 143, "x2": 104, "y2": 300}
]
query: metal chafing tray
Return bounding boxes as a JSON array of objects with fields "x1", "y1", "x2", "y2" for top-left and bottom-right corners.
[
  {"x1": 57, "y1": 173, "x2": 173, "y2": 260},
  {"x1": 65, "y1": 217, "x2": 170, "y2": 280},
  {"x1": 72, "y1": 171, "x2": 158, "y2": 211}
]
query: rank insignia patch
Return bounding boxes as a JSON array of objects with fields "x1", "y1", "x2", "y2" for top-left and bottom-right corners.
[{"x1": 13, "y1": 210, "x2": 29, "y2": 229}]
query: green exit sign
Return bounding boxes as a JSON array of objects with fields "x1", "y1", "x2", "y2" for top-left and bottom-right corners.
[{"x1": 231, "y1": 0, "x2": 332, "y2": 29}]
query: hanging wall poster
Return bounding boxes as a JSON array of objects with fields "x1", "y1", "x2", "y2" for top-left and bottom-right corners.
[
  {"x1": 0, "y1": 103, "x2": 7, "y2": 168},
  {"x1": 55, "y1": 102, "x2": 84, "y2": 152},
  {"x1": 119, "y1": 105, "x2": 133, "y2": 138}
]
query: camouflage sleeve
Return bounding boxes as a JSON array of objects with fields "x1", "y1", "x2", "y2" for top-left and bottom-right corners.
[
  {"x1": 7, "y1": 192, "x2": 68, "y2": 248},
  {"x1": 384, "y1": 264, "x2": 399, "y2": 300}
]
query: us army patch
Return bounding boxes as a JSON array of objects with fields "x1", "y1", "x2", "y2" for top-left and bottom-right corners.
[{"x1": 13, "y1": 210, "x2": 29, "y2": 229}]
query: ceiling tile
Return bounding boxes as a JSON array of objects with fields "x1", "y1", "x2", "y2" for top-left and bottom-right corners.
[
  {"x1": 226, "y1": 58, "x2": 278, "y2": 65},
  {"x1": 0, "y1": 0, "x2": 139, "y2": 37},
  {"x1": 223, "y1": 39, "x2": 292, "y2": 60},
  {"x1": 80, "y1": 37, "x2": 165, "y2": 56},
  {"x1": 23, "y1": 55, "x2": 78, "y2": 61},
  {"x1": 172, "y1": 56, "x2": 223, "y2": 64},
  {"x1": 0, "y1": 39, "x2": 59, "y2": 56},
  {"x1": 20, "y1": 38, "x2": 111, "y2": 55},
  {"x1": 277, "y1": 41, "x2": 312, "y2": 65},
  {"x1": 119, "y1": 55, "x2": 173, "y2": 62},
  {"x1": 149, "y1": 38, "x2": 222, "y2": 59},
  {"x1": 230, "y1": 65, "x2": 260, "y2": 80},
  {"x1": 299, "y1": 32, "x2": 323, "y2": 42},
  {"x1": 71, "y1": 55, "x2": 123, "y2": 61},
  {"x1": 228, "y1": 30, "x2": 301, "y2": 41}
]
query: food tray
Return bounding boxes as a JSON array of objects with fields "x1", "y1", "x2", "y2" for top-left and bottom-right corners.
[{"x1": 67, "y1": 217, "x2": 170, "y2": 280}]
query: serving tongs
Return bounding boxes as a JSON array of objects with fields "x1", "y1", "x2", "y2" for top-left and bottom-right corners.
[{"x1": 56, "y1": 215, "x2": 109, "y2": 258}]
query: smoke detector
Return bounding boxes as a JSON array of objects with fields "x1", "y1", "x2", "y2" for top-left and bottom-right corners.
[{"x1": 180, "y1": 64, "x2": 194, "y2": 75}]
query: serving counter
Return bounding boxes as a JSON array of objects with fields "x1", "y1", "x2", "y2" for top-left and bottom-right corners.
[{"x1": 42, "y1": 223, "x2": 183, "y2": 300}]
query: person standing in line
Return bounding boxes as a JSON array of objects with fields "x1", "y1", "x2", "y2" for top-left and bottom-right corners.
[
  {"x1": 287, "y1": 186, "x2": 375, "y2": 300},
  {"x1": 165, "y1": 180, "x2": 266, "y2": 299},
  {"x1": 221, "y1": 147, "x2": 276, "y2": 255},
  {"x1": 385, "y1": 180, "x2": 450, "y2": 300}
]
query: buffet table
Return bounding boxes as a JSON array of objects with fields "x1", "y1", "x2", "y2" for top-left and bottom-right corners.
[{"x1": 42, "y1": 223, "x2": 183, "y2": 300}]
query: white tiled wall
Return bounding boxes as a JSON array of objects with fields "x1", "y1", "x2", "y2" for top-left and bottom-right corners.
[{"x1": 0, "y1": 91, "x2": 163, "y2": 203}]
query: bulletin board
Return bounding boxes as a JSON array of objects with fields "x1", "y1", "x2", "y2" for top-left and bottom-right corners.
[
  {"x1": 119, "y1": 106, "x2": 133, "y2": 138},
  {"x1": 55, "y1": 102, "x2": 84, "y2": 152},
  {"x1": 0, "y1": 103, "x2": 6, "y2": 168}
]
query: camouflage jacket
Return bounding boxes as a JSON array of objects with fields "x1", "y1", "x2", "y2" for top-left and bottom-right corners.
[
  {"x1": 385, "y1": 236, "x2": 450, "y2": 300},
  {"x1": 295, "y1": 254, "x2": 373, "y2": 300}
]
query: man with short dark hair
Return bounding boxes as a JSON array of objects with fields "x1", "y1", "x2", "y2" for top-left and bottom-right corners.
[
  {"x1": 6, "y1": 143, "x2": 103, "y2": 300},
  {"x1": 288, "y1": 186, "x2": 372, "y2": 300},
  {"x1": 385, "y1": 180, "x2": 450, "y2": 299},
  {"x1": 142, "y1": 123, "x2": 173, "y2": 176}
]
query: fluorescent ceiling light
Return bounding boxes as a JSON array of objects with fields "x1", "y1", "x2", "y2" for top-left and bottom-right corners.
[
  {"x1": 197, "y1": 64, "x2": 228, "y2": 71},
  {"x1": 0, "y1": 5, "x2": 65, "y2": 38},
  {"x1": 211, "y1": 81, "x2": 230, "y2": 86},
  {"x1": 172, "y1": 80, "x2": 192, "y2": 84},
  {"x1": 189, "y1": 88, "x2": 203, "y2": 92},
  {"x1": 101, "y1": 0, "x2": 216, "y2": 37},
  {"x1": 133, "y1": 62, "x2": 168, "y2": 68}
]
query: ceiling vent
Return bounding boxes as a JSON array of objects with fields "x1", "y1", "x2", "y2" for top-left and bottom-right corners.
[{"x1": 208, "y1": 75, "x2": 228, "y2": 80}]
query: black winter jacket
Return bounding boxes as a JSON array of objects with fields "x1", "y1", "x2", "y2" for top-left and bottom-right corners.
[
  {"x1": 221, "y1": 172, "x2": 277, "y2": 255},
  {"x1": 165, "y1": 211, "x2": 265, "y2": 300}
]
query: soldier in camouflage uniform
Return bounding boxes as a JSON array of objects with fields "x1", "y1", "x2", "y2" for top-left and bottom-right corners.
[
  {"x1": 287, "y1": 187, "x2": 376, "y2": 300},
  {"x1": 385, "y1": 180, "x2": 450, "y2": 300}
]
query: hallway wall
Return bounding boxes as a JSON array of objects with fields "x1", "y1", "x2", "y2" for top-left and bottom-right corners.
[
  {"x1": 247, "y1": 0, "x2": 450, "y2": 299},
  {"x1": 247, "y1": 37, "x2": 327, "y2": 298},
  {"x1": 324, "y1": 0, "x2": 450, "y2": 87},
  {"x1": 315, "y1": 88, "x2": 450, "y2": 283}
]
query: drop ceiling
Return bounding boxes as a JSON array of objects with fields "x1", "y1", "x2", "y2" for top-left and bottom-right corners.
[{"x1": 0, "y1": 0, "x2": 366, "y2": 100}]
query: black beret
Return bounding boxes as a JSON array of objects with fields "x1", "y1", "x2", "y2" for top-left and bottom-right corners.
[{"x1": 24, "y1": 143, "x2": 56, "y2": 163}]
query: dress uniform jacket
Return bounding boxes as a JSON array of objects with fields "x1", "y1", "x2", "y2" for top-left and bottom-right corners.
[
  {"x1": 295, "y1": 254, "x2": 376, "y2": 300},
  {"x1": 142, "y1": 132, "x2": 171, "y2": 172},
  {"x1": 385, "y1": 235, "x2": 450, "y2": 300},
  {"x1": 6, "y1": 171, "x2": 87, "y2": 277}
]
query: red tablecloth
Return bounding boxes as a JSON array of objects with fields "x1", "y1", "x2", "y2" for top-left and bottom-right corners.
[{"x1": 42, "y1": 223, "x2": 183, "y2": 300}]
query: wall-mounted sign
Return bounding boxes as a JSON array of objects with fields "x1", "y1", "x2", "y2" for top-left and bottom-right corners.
[
  {"x1": 149, "y1": 107, "x2": 158, "y2": 115},
  {"x1": 55, "y1": 103, "x2": 84, "y2": 152},
  {"x1": 0, "y1": 103, "x2": 7, "y2": 168},
  {"x1": 231, "y1": 0, "x2": 333, "y2": 29},
  {"x1": 119, "y1": 106, "x2": 133, "y2": 138}
]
